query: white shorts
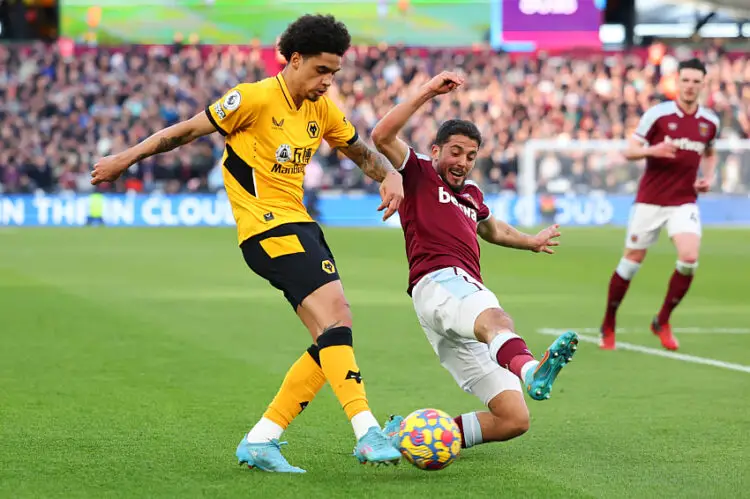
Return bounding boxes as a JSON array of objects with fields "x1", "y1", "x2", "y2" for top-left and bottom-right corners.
[
  {"x1": 625, "y1": 203, "x2": 702, "y2": 250},
  {"x1": 411, "y1": 267, "x2": 522, "y2": 405}
]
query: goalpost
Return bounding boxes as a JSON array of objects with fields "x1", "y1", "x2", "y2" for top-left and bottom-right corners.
[{"x1": 519, "y1": 138, "x2": 750, "y2": 198}]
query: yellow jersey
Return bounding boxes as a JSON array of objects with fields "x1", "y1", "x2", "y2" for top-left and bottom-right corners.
[{"x1": 205, "y1": 74, "x2": 357, "y2": 244}]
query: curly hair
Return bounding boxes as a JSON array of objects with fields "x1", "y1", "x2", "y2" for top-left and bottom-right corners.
[{"x1": 278, "y1": 14, "x2": 351, "y2": 61}]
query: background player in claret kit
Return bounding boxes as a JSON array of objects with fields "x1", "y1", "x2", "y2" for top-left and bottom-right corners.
[
  {"x1": 599, "y1": 58, "x2": 720, "y2": 352},
  {"x1": 370, "y1": 71, "x2": 579, "y2": 451},
  {"x1": 91, "y1": 14, "x2": 404, "y2": 472}
]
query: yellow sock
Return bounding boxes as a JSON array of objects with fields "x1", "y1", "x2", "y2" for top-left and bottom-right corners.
[
  {"x1": 263, "y1": 346, "x2": 326, "y2": 428},
  {"x1": 317, "y1": 327, "x2": 370, "y2": 420}
]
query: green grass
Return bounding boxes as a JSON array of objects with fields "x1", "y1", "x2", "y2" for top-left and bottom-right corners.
[
  {"x1": 1, "y1": 227, "x2": 749, "y2": 498},
  {"x1": 60, "y1": 1, "x2": 490, "y2": 46}
]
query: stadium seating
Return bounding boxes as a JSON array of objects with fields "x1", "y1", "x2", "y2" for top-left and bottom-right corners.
[{"x1": 1, "y1": 43, "x2": 748, "y2": 195}]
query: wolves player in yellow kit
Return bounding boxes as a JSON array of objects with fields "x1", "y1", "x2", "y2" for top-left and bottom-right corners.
[{"x1": 91, "y1": 15, "x2": 404, "y2": 472}]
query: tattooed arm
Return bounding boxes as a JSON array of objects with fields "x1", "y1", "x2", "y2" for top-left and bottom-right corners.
[
  {"x1": 478, "y1": 215, "x2": 561, "y2": 254},
  {"x1": 338, "y1": 137, "x2": 404, "y2": 221},
  {"x1": 339, "y1": 137, "x2": 399, "y2": 183},
  {"x1": 91, "y1": 111, "x2": 216, "y2": 185}
]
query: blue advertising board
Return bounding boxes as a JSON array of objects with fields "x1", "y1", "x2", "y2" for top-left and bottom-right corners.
[{"x1": 1, "y1": 193, "x2": 749, "y2": 228}]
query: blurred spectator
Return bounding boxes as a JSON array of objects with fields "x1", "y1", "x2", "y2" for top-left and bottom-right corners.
[
  {"x1": 303, "y1": 157, "x2": 324, "y2": 221},
  {"x1": 1, "y1": 42, "x2": 749, "y2": 196}
]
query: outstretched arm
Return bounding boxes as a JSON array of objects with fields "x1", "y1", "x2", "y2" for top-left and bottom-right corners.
[
  {"x1": 91, "y1": 111, "x2": 216, "y2": 185},
  {"x1": 478, "y1": 215, "x2": 560, "y2": 254},
  {"x1": 338, "y1": 137, "x2": 404, "y2": 221},
  {"x1": 371, "y1": 71, "x2": 465, "y2": 169},
  {"x1": 339, "y1": 137, "x2": 399, "y2": 183},
  {"x1": 370, "y1": 92, "x2": 430, "y2": 169}
]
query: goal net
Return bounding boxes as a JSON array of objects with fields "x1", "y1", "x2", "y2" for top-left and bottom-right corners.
[
  {"x1": 511, "y1": 138, "x2": 750, "y2": 228},
  {"x1": 519, "y1": 138, "x2": 750, "y2": 197}
]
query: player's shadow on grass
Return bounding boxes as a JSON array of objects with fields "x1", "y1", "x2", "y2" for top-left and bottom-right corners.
[{"x1": 332, "y1": 451, "x2": 473, "y2": 481}]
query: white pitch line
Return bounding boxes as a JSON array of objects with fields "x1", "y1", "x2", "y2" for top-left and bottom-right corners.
[
  {"x1": 538, "y1": 328, "x2": 750, "y2": 374},
  {"x1": 564, "y1": 327, "x2": 750, "y2": 335}
]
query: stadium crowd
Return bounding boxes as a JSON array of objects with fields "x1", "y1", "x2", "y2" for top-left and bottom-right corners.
[{"x1": 1, "y1": 42, "x2": 749, "y2": 196}]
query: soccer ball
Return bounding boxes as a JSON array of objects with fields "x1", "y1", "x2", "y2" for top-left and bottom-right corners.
[{"x1": 395, "y1": 408, "x2": 462, "y2": 470}]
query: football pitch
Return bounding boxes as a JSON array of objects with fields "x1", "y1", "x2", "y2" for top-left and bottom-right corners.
[
  {"x1": 1, "y1": 226, "x2": 748, "y2": 498},
  {"x1": 61, "y1": 0, "x2": 489, "y2": 46}
]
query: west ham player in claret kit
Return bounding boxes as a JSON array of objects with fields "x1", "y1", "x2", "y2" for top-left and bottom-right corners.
[
  {"x1": 600, "y1": 58, "x2": 720, "y2": 351},
  {"x1": 372, "y1": 71, "x2": 579, "y2": 452}
]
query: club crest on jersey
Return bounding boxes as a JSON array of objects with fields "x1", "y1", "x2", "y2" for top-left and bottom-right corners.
[
  {"x1": 322, "y1": 259, "x2": 336, "y2": 274},
  {"x1": 275, "y1": 144, "x2": 292, "y2": 163},
  {"x1": 699, "y1": 122, "x2": 709, "y2": 137},
  {"x1": 438, "y1": 186, "x2": 477, "y2": 221},
  {"x1": 222, "y1": 90, "x2": 241, "y2": 111},
  {"x1": 307, "y1": 121, "x2": 320, "y2": 139},
  {"x1": 461, "y1": 193, "x2": 478, "y2": 209}
]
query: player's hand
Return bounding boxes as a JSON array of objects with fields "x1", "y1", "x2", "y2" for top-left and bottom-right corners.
[
  {"x1": 694, "y1": 177, "x2": 712, "y2": 193},
  {"x1": 91, "y1": 154, "x2": 130, "y2": 185},
  {"x1": 378, "y1": 171, "x2": 404, "y2": 221},
  {"x1": 649, "y1": 142, "x2": 678, "y2": 159},
  {"x1": 424, "y1": 71, "x2": 465, "y2": 97},
  {"x1": 529, "y1": 224, "x2": 561, "y2": 254}
]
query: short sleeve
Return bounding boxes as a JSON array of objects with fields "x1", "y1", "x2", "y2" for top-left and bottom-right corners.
[
  {"x1": 205, "y1": 83, "x2": 260, "y2": 136},
  {"x1": 398, "y1": 147, "x2": 430, "y2": 174},
  {"x1": 465, "y1": 181, "x2": 491, "y2": 222},
  {"x1": 633, "y1": 106, "x2": 661, "y2": 145},
  {"x1": 323, "y1": 97, "x2": 358, "y2": 148},
  {"x1": 477, "y1": 201, "x2": 491, "y2": 222}
]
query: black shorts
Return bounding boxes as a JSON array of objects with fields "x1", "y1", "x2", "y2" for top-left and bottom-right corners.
[{"x1": 240, "y1": 222, "x2": 340, "y2": 310}]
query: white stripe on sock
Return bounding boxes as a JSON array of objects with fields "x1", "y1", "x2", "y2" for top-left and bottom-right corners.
[
  {"x1": 351, "y1": 411, "x2": 379, "y2": 440},
  {"x1": 521, "y1": 360, "x2": 540, "y2": 383},
  {"x1": 488, "y1": 332, "x2": 521, "y2": 365},
  {"x1": 460, "y1": 412, "x2": 483, "y2": 448},
  {"x1": 246, "y1": 417, "x2": 284, "y2": 443}
]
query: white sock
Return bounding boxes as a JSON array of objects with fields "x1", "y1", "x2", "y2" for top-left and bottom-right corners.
[
  {"x1": 246, "y1": 417, "x2": 284, "y2": 444},
  {"x1": 351, "y1": 411, "x2": 380, "y2": 440},
  {"x1": 615, "y1": 257, "x2": 641, "y2": 280},
  {"x1": 488, "y1": 332, "x2": 521, "y2": 364},
  {"x1": 521, "y1": 360, "x2": 540, "y2": 382},
  {"x1": 676, "y1": 260, "x2": 698, "y2": 276},
  {"x1": 458, "y1": 412, "x2": 483, "y2": 448}
]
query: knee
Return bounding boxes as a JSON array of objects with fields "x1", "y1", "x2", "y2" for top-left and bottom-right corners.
[
  {"x1": 328, "y1": 293, "x2": 351, "y2": 315},
  {"x1": 474, "y1": 308, "x2": 514, "y2": 344},
  {"x1": 623, "y1": 248, "x2": 646, "y2": 264},
  {"x1": 489, "y1": 402, "x2": 530, "y2": 439},
  {"x1": 303, "y1": 284, "x2": 353, "y2": 333},
  {"x1": 330, "y1": 295, "x2": 352, "y2": 326},
  {"x1": 677, "y1": 254, "x2": 698, "y2": 266},
  {"x1": 505, "y1": 409, "x2": 530, "y2": 438}
]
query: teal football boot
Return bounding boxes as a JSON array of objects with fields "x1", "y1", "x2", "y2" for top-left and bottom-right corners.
[
  {"x1": 353, "y1": 427, "x2": 402, "y2": 466},
  {"x1": 525, "y1": 331, "x2": 578, "y2": 401},
  {"x1": 383, "y1": 415, "x2": 404, "y2": 449},
  {"x1": 236, "y1": 436, "x2": 305, "y2": 473}
]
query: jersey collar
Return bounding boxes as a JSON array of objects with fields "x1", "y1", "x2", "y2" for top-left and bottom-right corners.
[
  {"x1": 275, "y1": 73, "x2": 298, "y2": 112},
  {"x1": 674, "y1": 100, "x2": 698, "y2": 117}
]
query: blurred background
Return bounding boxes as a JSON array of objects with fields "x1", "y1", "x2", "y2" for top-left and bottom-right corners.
[
  {"x1": 4, "y1": 5, "x2": 750, "y2": 496},
  {"x1": 1, "y1": 0, "x2": 749, "y2": 227}
]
